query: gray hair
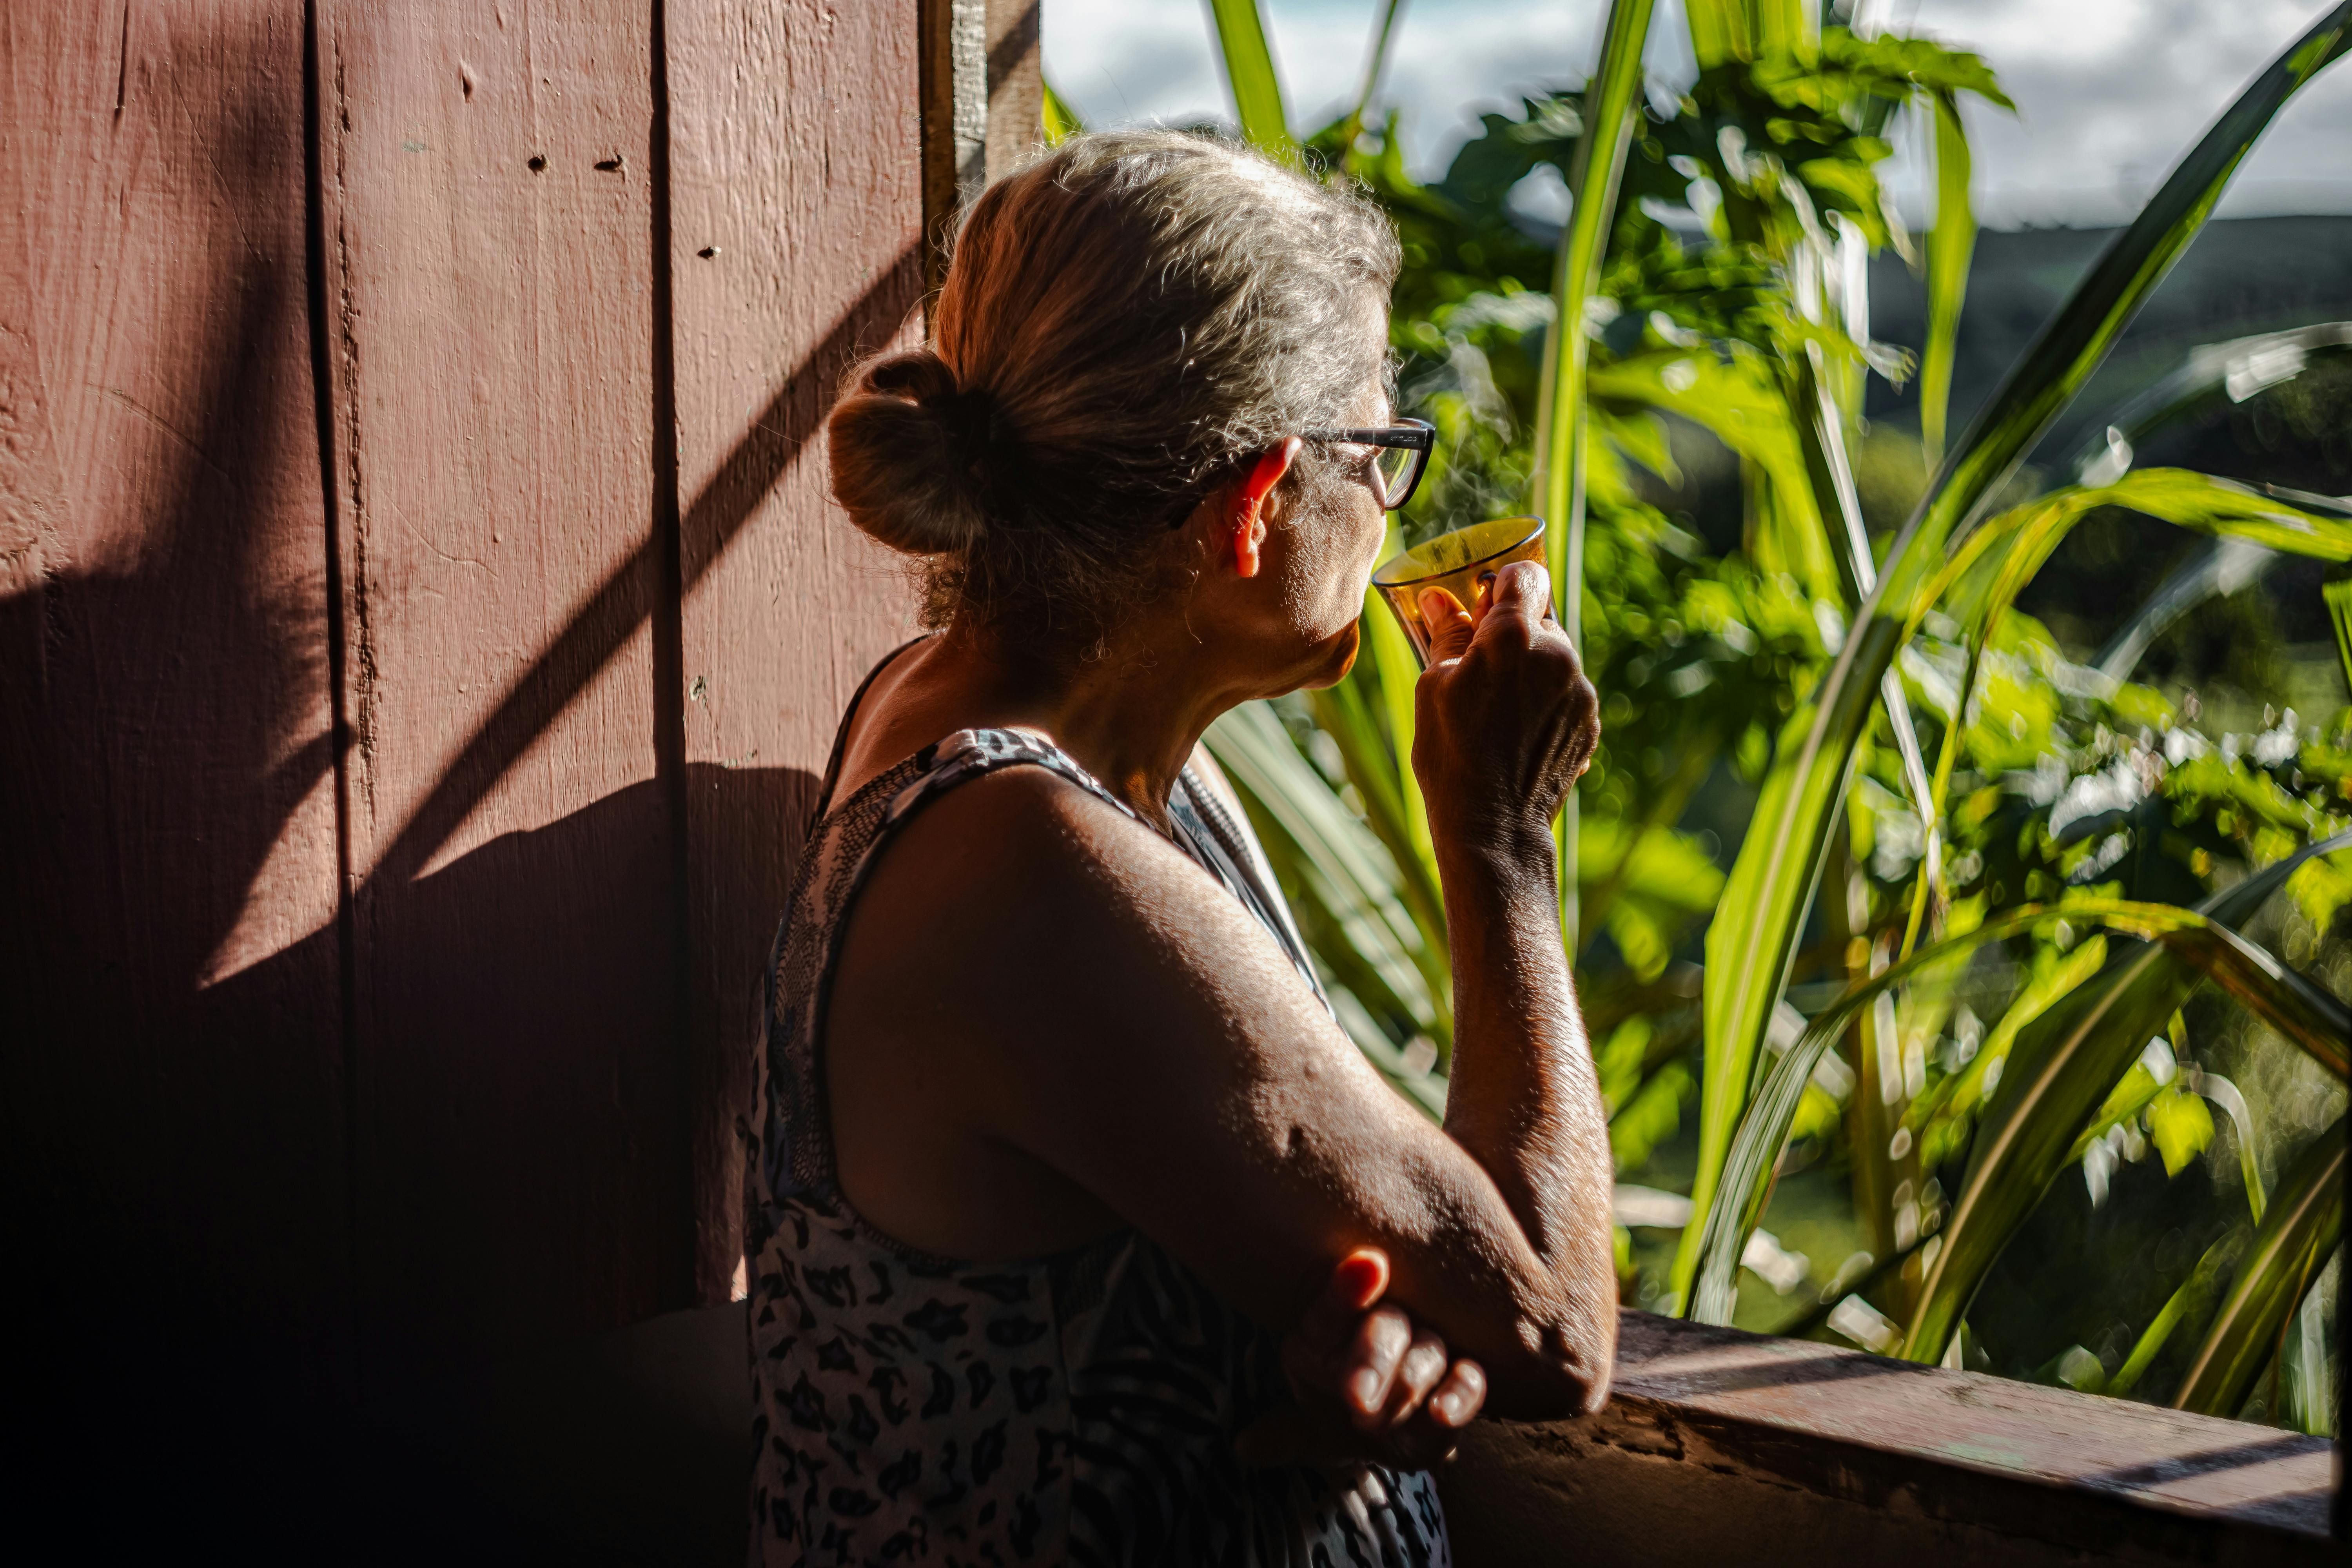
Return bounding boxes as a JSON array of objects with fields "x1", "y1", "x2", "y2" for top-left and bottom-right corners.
[{"x1": 827, "y1": 129, "x2": 1399, "y2": 654}]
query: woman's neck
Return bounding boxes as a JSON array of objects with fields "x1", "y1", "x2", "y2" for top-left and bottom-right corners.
[{"x1": 882, "y1": 618, "x2": 1249, "y2": 828}]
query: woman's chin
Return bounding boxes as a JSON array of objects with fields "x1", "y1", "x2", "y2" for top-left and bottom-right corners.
[{"x1": 1296, "y1": 620, "x2": 1363, "y2": 690}]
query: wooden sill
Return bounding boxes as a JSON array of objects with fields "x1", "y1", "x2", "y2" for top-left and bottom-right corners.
[{"x1": 1441, "y1": 1308, "x2": 2337, "y2": 1567}]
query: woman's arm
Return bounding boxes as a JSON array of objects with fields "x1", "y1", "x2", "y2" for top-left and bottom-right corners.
[
  {"x1": 829, "y1": 564, "x2": 1612, "y2": 1418},
  {"x1": 1408, "y1": 561, "x2": 1616, "y2": 1413}
]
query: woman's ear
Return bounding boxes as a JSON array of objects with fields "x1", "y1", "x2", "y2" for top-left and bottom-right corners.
[{"x1": 1226, "y1": 437, "x2": 1302, "y2": 579}]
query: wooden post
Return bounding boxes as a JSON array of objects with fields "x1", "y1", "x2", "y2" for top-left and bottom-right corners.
[
  {"x1": 920, "y1": 0, "x2": 1044, "y2": 303},
  {"x1": 666, "y1": 0, "x2": 926, "y2": 1307}
]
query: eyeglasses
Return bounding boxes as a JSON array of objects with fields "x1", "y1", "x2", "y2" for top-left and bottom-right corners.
[{"x1": 1302, "y1": 417, "x2": 1434, "y2": 511}]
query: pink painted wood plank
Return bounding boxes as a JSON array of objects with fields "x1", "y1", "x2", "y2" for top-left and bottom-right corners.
[
  {"x1": 315, "y1": 0, "x2": 687, "y2": 1366},
  {"x1": 666, "y1": 0, "x2": 927, "y2": 1302},
  {"x1": 0, "y1": 0, "x2": 350, "y2": 1388}
]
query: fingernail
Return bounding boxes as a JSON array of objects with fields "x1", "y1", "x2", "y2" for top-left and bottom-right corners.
[{"x1": 1353, "y1": 1369, "x2": 1383, "y2": 1410}]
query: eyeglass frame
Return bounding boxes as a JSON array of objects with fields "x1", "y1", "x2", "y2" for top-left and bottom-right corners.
[{"x1": 1300, "y1": 416, "x2": 1435, "y2": 511}]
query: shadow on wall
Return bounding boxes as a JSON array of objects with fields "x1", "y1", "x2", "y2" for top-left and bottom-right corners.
[
  {"x1": 0, "y1": 7, "x2": 918, "y2": 1552},
  {"x1": 1, "y1": 477, "x2": 817, "y2": 1558}
]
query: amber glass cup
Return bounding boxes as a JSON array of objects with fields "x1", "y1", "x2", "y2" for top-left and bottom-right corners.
[{"x1": 1369, "y1": 515, "x2": 1547, "y2": 666}]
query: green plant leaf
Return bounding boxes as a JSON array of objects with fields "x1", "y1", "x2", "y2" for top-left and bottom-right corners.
[
  {"x1": 1920, "y1": 88, "x2": 1973, "y2": 468},
  {"x1": 1588, "y1": 348, "x2": 1839, "y2": 599},
  {"x1": 2171, "y1": 1116, "x2": 2345, "y2": 1418},
  {"x1": 1203, "y1": 702, "x2": 1447, "y2": 1054},
  {"x1": 1900, "y1": 471, "x2": 2352, "y2": 951},
  {"x1": 2325, "y1": 573, "x2": 2352, "y2": 699},
  {"x1": 1668, "y1": 7, "x2": 2352, "y2": 1313},
  {"x1": 2106, "y1": 1230, "x2": 2246, "y2": 1399},
  {"x1": 1041, "y1": 78, "x2": 1084, "y2": 145},
  {"x1": 1531, "y1": 0, "x2": 1655, "y2": 952},
  {"x1": 1206, "y1": 0, "x2": 1299, "y2": 163}
]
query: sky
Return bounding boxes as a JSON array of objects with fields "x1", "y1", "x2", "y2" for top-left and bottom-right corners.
[{"x1": 1041, "y1": 0, "x2": 2352, "y2": 229}]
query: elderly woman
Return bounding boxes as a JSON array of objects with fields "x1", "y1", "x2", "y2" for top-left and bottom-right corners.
[{"x1": 748, "y1": 130, "x2": 1614, "y2": 1565}]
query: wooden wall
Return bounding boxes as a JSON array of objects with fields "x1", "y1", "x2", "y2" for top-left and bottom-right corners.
[{"x1": 0, "y1": 0, "x2": 1038, "y2": 1402}]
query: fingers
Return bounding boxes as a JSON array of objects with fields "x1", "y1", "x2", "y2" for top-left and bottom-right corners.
[
  {"x1": 1471, "y1": 558, "x2": 1554, "y2": 648},
  {"x1": 1237, "y1": 1356, "x2": 1489, "y2": 1472},
  {"x1": 1416, "y1": 586, "x2": 1475, "y2": 663},
  {"x1": 1381, "y1": 1328, "x2": 1448, "y2": 1427},
  {"x1": 1344, "y1": 1305, "x2": 1415, "y2": 1433},
  {"x1": 1426, "y1": 1357, "x2": 1487, "y2": 1429}
]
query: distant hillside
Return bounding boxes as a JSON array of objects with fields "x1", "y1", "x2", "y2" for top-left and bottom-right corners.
[{"x1": 1864, "y1": 215, "x2": 2352, "y2": 461}]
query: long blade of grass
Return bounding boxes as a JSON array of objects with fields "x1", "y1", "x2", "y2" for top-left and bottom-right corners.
[
  {"x1": 1529, "y1": 0, "x2": 1655, "y2": 951},
  {"x1": 1669, "y1": 12, "x2": 2352, "y2": 1310},
  {"x1": 1901, "y1": 473, "x2": 2350, "y2": 953},
  {"x1": 1920, "y1": 89, "x2": 1974, "y2": 469},
  {"x1": 2064, "y1": 323, "x2": 2352, "y2": 481},
  {"x1": 2171, "y1": 1116, "x2": 2345, "y2": 1418},
  {"x1": 2092, "y1": 538, "x2": 2280, "y2": 681},
  {"x1": 1206, "y1": 0, "x2": 1299, "y2": 163}
]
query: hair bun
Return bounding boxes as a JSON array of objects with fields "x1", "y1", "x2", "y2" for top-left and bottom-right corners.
[{"x1": 827, "y1": 348, "x2": 993, "y2": 556}]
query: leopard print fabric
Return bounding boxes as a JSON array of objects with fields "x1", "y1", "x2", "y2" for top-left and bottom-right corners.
[{"x1": 748, "y1": 725, "x2": 1449, "y2": 1566}]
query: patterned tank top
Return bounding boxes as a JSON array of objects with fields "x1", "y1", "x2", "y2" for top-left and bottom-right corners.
[{"x1": 746, "y1": 653, "x2": 1449, "y2": 1566}]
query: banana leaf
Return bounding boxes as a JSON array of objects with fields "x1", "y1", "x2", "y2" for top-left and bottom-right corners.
[
  {"x1": 2171, "y1": 1116, "x2": 2345, "y2": 1418},
  {"x1": 1668, "y1": 6, "x2": 2352, "y2": 1314}
]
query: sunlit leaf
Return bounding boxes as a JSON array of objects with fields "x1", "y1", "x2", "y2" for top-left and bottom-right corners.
[
  {"x1": 1205, "y1": 0, "x2": 1299, "y2": 163},
  {"x1": 1920, "y1": 89, "x2": 1973, "y2": 467},
  {"x1": 1041, "y1": 79, "x2": 1083, "y2": 145},
  {"x1": 1531, "y1": 0, "x2": 1656, "y2": 949}
]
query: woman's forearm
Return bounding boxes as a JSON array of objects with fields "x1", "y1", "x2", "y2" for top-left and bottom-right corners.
[{"x1": 1434, "y1": 825, "x2": 1619, "y2": 1403}]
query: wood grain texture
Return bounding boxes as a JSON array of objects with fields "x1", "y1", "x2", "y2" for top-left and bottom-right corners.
[
  {"x1": 314, "y1": 0, "x2": 687, "y2": 1367},
  {"x1": 985, "y1": 0, "x2": 1042, "y2": 179},
  {"x1": 667, "y1": 0, "x2": 927, "y2": 1304},
  {"x1": 0, "y1": 0, "x2": 350, "y2": 1390},
  {"x1": 1443, "y1": 1310, "x2": 2335, "y2": 1567}
]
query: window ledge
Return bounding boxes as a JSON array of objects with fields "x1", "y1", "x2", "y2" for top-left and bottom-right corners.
[{"x1": 1441, "y1": 1308, "x2": 2336, "y2": 1566}]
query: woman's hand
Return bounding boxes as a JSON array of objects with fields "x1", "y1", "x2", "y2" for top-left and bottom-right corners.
[
  {"x1": 1410, "y1": 559, "x2": 1598, "y2": 858},
  {"x1": 1236, "y1": 1247, "x2": 1487, "y2": 1475}
]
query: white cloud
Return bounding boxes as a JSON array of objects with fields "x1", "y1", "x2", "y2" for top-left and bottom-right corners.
[{"x1": 1042, "y1": 0, "x2": 2352, "y2": 227}]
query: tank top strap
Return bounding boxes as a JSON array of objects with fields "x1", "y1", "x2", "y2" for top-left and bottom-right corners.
[{"x1": 805, "y1": 635, "x2": 930, "y2": 837}]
